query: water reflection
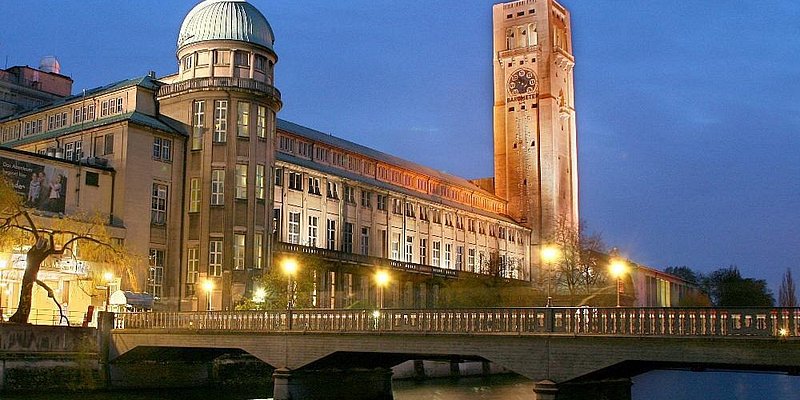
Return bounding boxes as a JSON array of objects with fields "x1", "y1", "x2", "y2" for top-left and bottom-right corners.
[{"x1": 1, "y1": 371, "x2": 799, "y2": 399}]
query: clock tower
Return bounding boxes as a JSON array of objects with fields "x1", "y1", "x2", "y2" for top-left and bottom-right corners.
[{"x1": 492, "y1": 0, "x2": 578, "y2": 246}]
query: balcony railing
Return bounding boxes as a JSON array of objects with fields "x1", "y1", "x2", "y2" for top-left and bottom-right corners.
[
  {"x1": 114, "y1": 307, "x2": 800, "y2": 339},
  {"x1": 156, "y1": 77, "x2": 281, "y2": 99},
  {"x1": 275, "y1": 242, "x2": 459, "y2": 278}
]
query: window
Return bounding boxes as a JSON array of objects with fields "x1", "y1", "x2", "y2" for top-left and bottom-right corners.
[
  {"x1": 234, "y1": 233, "x2": 246, "y2": 270},
  {"x1": 254, "y1": 54, "x2": 267, "y2": 71},
  {"x1": 288, "y1": 212, "x2": 301, "y2": 244},
  {"x1": 432, "y1": 241, "x2": 440, "y2": 267},
  {"x1": 456, "y1": 246, "x2": 464, "y2": 270},
  {"x1": 405, "y1": 202, "x2": 415, "y2": 218},
  {"x1": 342, "y1": 222, "x2": 353, "y2": 253},
  {"x1": 360, "y1": 227, "x2": 370, "y2": 256},
  {"x1": 343, "y1": 185, "x2": 355, "y2": 203},
  {"x1": 65, "y1": 142, "x2": 74, "y2": 161},
  {"x1": 257, "y1": 106, "x2": 266, "y2": 138},
  {"x1": 468, "y1": 248, "x2": 476, "y2": 272},
  {"x1": 151, "y1": 183, "x2": 167, "y2": 225},
  {"x1": 211, "y1": 169, "x2": 225, "y2": 205},
  {"x1": 391, "y1": 234, "x2": 400, "y2": 260},
  {"x1": 326, "y1": 219, "x2": 336, "y2": 250},
  {"x1": 444, "y1": 243, "x2": 452, "y2": 269},
  {"x1": 74, "y1": 140, "x2": 83, "y2": 161},
  {"x1": 213, "y1": 50, "x2": 230, "y2": 65},
  {"x1": 274, "y1": 168, "x2": 283, "y2": 186},
  {"x1": 187, "y1": 247, "x2": 199, "y2": 295},
  {"x1": 237, "y1": 102, "x2": 250, "y2": 137},
  {"x1": 192, "y1": 100, "x2": 204, "y2": 150},
  {"x1": 405, "y1": 236, "x2": 413, "y2": 262},
  {"x1": 254, "y1": 233, "x2": 264, "y2": 269},
  {"x1": 182, "y1": 54, "x2": 193, "y2": 70},
  {"x1": 419, "y1": 206, "x2": 428, "y2": 221},
  {"x1": 298, "y1": 142, "x2": 312, "y2": 158},
  {"x1": 308, "y1": 177, "x2": 321, "y2": 195},
  {"x1": 288, "y1": 172, "x2": 303, "y2": 191},
  {"x1": 209, "y1": 240, "x2": 222, "y2": 276},
  {"x1": 279, "y1": 136, "x2": 294, "y2": 152},
  {"x1": 153, "y1": 137, "x2": 172, "y2": 162},
  {"x1": 360, "y1": 190, "x2": 371, "y2": 208},
  {"x1": 95, "y1": 133, "x2": 114, "y2": 156},
  {"x1": 148, "y1": 249, "x2": 164, "y2": 300},
  {"x1": 432, "y1": 209, "x2": 441, "y2": 224},
  {"x1": 308, "y1": 216, "x2": 318, "y2": 247},
  {"x1": 234, "y1": 51, "x2": 250, "y2": 67},
  {"x1": 392, "y1": 198, "x2": 402, "y2": 214},
  {"x1": 377, "y1": 194, "x2": 387, "y2": 211},
  {"x1": 85, "y1": 171, "x2": 99, "y2": 187},
  {"x1": 189, "y1": 178, "x2": 201, "y2": 212},
  {"x1": 213, "y1": 100, "x2": 227, "y2": 143},
  {"x1": 419, "y1": 239, "x2": 427, "y2": 265},
  {"x1": 327, "y1": 181, "x2": 338, "y2": 199},
  {"x1": 235, "y1": 164, "x2": 247, "y2": 199},
  {"x1": 256, "y1": 164, "x2": 266, "y2": 200}
]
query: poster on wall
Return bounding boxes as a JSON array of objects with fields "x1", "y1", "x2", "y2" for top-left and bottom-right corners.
[{"x1": 0, "y1": 156, "x2": 67, "y2": 214}]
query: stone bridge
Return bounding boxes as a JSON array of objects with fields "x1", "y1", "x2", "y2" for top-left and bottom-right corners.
[{"x1": 107, "y1": 307, "x2": 800, "y2": 400}]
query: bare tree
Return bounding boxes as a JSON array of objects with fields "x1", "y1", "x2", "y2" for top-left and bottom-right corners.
[
  {"x1": 548, "y1": 216, "x2": 607, "y2": 305},
  {"x1": 779, "y1": 268, "x2": 797, "y2": 307},
  {"x1": 0, "y1": 178, "x2": 136, "y2": 324}
]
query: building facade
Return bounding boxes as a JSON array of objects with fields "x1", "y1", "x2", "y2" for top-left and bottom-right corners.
[{"x1": 0, "y1": 0, "x2": 702, "y2": 315}]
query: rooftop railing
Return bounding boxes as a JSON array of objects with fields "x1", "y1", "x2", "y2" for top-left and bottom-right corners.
[
  {"x1": 113, "y1": 307, "x2": 800, "y2": 339},
  {"x1": 156, "y1": 77, "x2": 281, "y2": 99}
]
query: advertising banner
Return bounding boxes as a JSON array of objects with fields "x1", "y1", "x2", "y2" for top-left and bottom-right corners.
[{"x1": 1, "y1": 156, "x2": 67, "y2": 214}]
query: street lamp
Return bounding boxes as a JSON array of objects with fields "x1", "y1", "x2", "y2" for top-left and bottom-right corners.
[
  {"x1": 609, "y1": 259, "x2": 628, "y2": 307},
  {"x1": 103, "y1": 271, "x2": 114, "y2": 312},
  {"x1": 282, "y1": 259, "x2": 298, "y2": 330},
  {"x1": 374, "y1": 270, "x2": 390, "y2": 310},
  {"x1": 202, "y1": 279, "x2": 214, "y2": 311},
  {"x1": 540, "y1": 245, "x2": 561, "y2": 307}
]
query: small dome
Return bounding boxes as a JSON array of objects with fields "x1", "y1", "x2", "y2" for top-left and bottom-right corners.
[{"x1": 178, "y1": 0, "x2": 275, "y2": 51}]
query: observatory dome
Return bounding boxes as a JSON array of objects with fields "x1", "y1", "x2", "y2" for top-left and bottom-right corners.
[{"x1": 177, "y1": 0, "x2": 274, "y2": 51}]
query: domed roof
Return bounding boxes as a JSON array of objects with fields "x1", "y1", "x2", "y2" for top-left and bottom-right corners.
[{"x1": 178, "y1": 0, "x2": 275, "y2": 51}]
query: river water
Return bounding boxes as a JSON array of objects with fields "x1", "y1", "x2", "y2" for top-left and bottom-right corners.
[{"x1": 3, "y1": 371, "x2": 799, "y2": 399}]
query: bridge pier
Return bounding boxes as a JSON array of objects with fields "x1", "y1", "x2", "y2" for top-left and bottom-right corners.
[
  {"x1": 534, "y1": 378, "x2": 632, "y2": 400},
  {"x1": 273, "y1": 367, "x2": 393, "y2": 400}
]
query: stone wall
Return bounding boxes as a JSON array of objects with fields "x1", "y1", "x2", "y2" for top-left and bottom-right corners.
[{"x1": 0, "y1": 324, "x2": 101, "y2": 392}]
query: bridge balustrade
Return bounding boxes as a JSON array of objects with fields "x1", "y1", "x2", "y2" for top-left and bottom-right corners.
[{"x1": 112, "y1": 307, "x2": 800, "y2": 338}]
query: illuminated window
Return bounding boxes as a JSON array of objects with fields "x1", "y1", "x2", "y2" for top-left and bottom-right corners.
[
  {"x1": 213, "y1": 100, "x2": 227, "y2": 143},
  {"x1": 237, "y1": 102, "x2": 250, "y2": 137},
  {"x1": 209, "y1": 240, "x2": 222, "y2": 276},
  {"x1": 186, "y1": 247, "x2": 198, "y2": 295},
  {"x1": 254, "y1": 233, "x2": 263, "y2": 269},
  {"x1": 255, "y1": 164, "x2": 266, "y2": 200},
  {"x1": 192, "y1": 100, "x2": 205, "y2": 150},
  {"x1": 189, "y1": 178, "x2": 200, "y2": 212},
  {"x1": 308, "y1": 216, "x2": 318, "y2": 247},
  {"x1": 288, "y1": 212, "x2": 301, "y2": 244},
  {"x1": 233, "y1": 233, "x2": 246, "y2": 270},
  {"x1": 211, "y1": 169, "x2": 224, "y2": 205},
  {"x1": 148, "y1": 249, "x2": 164, "y2": 300},
  {"x1": 257, "y1": 105, "x2": 267, "y2": 138},
  {"x1": 151, "y1": 183, "x2": 167, "y2": 225},
  {"x1": 235, "y1": 164, "x2": 247, "y2": 199},
  {"x1": 326, "y1": 219, "x2": 336, "y2": 250}
]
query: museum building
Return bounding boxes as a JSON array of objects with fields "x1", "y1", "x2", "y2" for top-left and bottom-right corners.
[{"x1": 0, "y1": 0, "x2": 696, "y2": 315}]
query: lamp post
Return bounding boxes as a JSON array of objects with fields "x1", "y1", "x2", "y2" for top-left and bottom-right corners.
[
  {"x1": 609, "y1": 259, "x2": 628, "y2": 307},
  {"x1": 374, "y1": 270, "x2": 390, "y2": 310},
  {"x1": 202, "y1": 279, "x2": 214, "y2": 311},
  {"x1": 540, "y1": 245, "x2": 560, "y2": 307},
  {"x1": 103, "y1": 271, "x2": 114, "y2": 312},
  {"x1": 282, "y1": 259, "x2": 298, "y2": 330}
]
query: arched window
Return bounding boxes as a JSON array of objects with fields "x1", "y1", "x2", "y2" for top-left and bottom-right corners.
[{"x1": 506, "y1": 29, "x2": 515, "y2": 50}]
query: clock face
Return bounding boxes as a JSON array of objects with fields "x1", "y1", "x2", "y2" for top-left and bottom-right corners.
[{"x1": 508, "y1": 69, "x2": 537, "y2": 96}]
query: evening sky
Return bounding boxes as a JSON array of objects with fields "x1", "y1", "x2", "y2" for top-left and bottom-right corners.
[{"x1": 1, "y1": 1, "x2": 798, "y2": 292}]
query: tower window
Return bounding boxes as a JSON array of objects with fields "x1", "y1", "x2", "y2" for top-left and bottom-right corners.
[
  {"x1": 506, "y1": 14, "x2": 512, "y2": 19},
  {"x1": 521, "y1": 105, "x2": 526, "y2": 110},
  {"x1": 508, "y1": 107, "x2": 515, "y2": 112},
  {"x1": 517, "y1": 11, "x2": 524, "y2": 16},
  {"x1": 529, "y1": 9, "x2": 535, "y2": 14}
]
